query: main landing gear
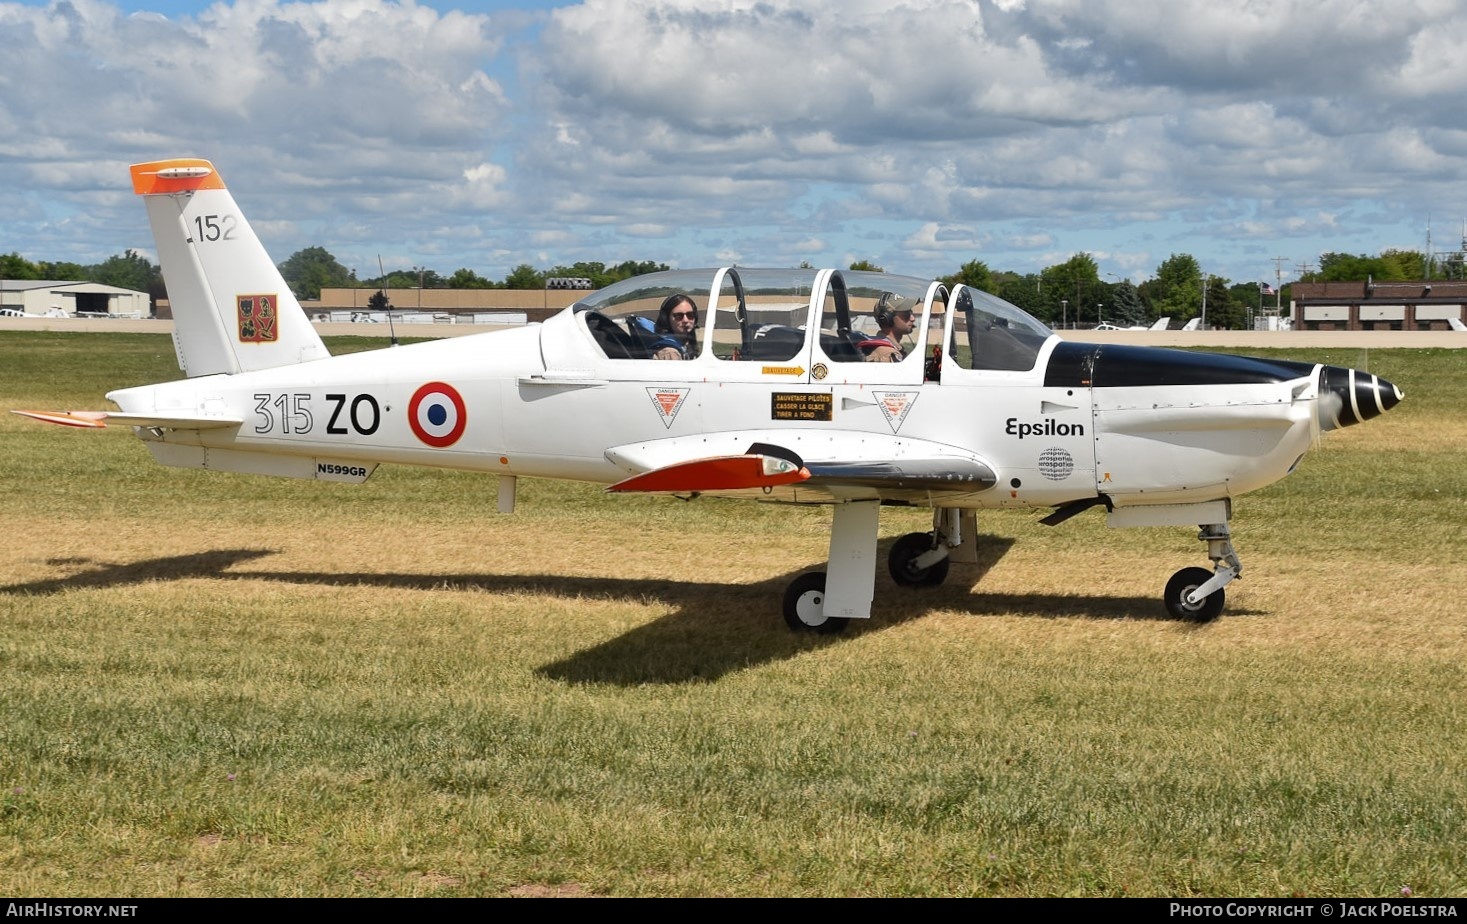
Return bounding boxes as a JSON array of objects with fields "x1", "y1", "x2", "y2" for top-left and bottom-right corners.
[
  {"x1": 1163, "y1": 522, "x2": 1240, "y2": 622},
  {"x1": 782, "y1": 505, "x2": 970, "y2": 633},
  {"x1": 782, "y1": 572, "x2": 846, "y2": 634},
  {"x1": 888, "y1": 531, "x2": 951, "y2": 587}
]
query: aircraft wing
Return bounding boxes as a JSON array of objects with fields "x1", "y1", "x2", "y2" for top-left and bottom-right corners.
[
  {"x1": 606, "y1": 432, "x2": 997, "y2": 504},
  {"x1": 11, "y1": 409, "x2": 243, "y2": 430}
]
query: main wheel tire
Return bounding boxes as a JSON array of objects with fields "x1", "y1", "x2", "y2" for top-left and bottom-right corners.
[
  {"x1": 888, "y1": 531, "x2": 951, "y2": 588},
  {"x1": 782, "y1": 572, "x2": 848, "y2": 634},
  {"x1": 1165, "y1": 566, "x2": 1225, "y2": 622}
]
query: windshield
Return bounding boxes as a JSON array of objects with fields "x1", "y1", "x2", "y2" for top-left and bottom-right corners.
[{"x1": 945, "y1": 285, "x2": 1053, "y2": 372}]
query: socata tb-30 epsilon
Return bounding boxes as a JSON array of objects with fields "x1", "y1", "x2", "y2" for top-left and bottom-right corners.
[{"x1": 15, "y1": 158, "x2": 1403, "y2": 633}]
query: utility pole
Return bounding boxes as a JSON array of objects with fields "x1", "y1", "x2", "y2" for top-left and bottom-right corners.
[
  {"x1": 1201, "y1": 273, "x2": 1208, "y2": 329},
  {"x1": 1425, "y1": 217, "x2": 1433, "y2": 280},
  {"x1": 1271, "y1": 256, "x2": 1288, "y2": 312},
  {"x1": 1061, "y1": 299, "x2": 1067, "y2": 329}
]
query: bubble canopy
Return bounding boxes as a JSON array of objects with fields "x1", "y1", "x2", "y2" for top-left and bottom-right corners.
[{"x1": 568, "y1": 267, "x2": 1054, "y2": 370}]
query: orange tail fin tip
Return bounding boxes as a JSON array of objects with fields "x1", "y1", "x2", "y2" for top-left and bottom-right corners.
[{"x1": 129, "y1": 158, "x2": 225, "y2": 195}]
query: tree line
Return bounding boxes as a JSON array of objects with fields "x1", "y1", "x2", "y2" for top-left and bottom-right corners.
[{"x1": 4, "y1": 245, "x2": 1453, "y2": 330}]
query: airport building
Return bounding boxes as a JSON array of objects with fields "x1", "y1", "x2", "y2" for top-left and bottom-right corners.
[
  {"x1": 1288, "y1": 280, "x2": 1467, "y2": 331},
  {"x1": 0, "y1": 280, "x2": 151, "y2": 318}
]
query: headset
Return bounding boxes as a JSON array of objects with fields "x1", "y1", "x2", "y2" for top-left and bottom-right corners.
[{"x1": 874, "y1": 294, "x2": 913, "y2": 328}]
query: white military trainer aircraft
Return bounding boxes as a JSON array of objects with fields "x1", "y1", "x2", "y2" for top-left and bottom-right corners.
[{"x1": 15, "y1": 158, "x2": 1404, "y2": 633}]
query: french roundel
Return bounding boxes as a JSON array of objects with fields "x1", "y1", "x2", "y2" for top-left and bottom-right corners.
[{"x1": 408, "y1": 382, "x2": 467, "y2": 448}]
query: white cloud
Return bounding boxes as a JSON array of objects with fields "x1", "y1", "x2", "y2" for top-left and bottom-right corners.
[{"x1": 1, "y1": 0, "x2": 1465, "y2": 285}]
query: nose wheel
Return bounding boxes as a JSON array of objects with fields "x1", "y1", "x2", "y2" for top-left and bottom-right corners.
[
  {"x1": 1164, "y1": 566, "x2": 1225, "y2": 622},
  {"x1": 1163, "y1": 523, "x2": 1240, "y2": 622}
]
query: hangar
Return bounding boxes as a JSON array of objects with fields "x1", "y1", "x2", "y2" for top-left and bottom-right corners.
[{"x1": 0, "y1": 280, "x2": 151, "y2": 318}]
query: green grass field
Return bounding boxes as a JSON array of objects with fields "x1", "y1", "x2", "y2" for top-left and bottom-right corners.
[{"x1": 1, "y1": 332, "x2": 1463, "y2": 897}]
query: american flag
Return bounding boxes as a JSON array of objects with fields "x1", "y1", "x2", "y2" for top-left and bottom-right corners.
[{"x1": 1261, "y1": 282, "x2": 1276, "y2": 295}]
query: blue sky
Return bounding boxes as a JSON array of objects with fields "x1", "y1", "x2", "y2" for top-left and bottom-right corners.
[{"x1": 2, "y1": 0, "x2": 1463, "y2": 289}]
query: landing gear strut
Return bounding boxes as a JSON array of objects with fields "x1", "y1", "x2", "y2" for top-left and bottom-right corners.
[
  {"x1": 1164, "y1": 522, "x2": 1240, "y2": 622},
  {"x1": 781, "y1": 500, "x2": 880, "y2": 634},
  {"x1": 782, "y1": 505, "x2": 977, "y2": 634}
]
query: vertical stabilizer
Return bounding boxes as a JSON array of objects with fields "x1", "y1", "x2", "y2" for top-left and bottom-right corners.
[{"x1": 131, "y1": 158, "x2": 330, "y2": 377}]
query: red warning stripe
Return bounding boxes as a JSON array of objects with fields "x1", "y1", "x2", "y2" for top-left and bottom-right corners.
[{"x1": 609, "y1": 454, "x2": 811, "y2": 493}]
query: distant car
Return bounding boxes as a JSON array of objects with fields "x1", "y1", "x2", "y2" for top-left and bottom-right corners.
[{"x1": 1093, "y1": 322, "x2": 1124, "y2": 330}]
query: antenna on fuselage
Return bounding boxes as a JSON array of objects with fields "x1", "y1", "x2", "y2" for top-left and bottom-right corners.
[{"x1": 377, "y1": 255, "x2": 399, "y2": 347}]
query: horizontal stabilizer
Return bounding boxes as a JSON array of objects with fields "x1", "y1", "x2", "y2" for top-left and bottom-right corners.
[
  {"x1": 12, "y1": 409, "x2": 242, "y2": 430},
  {"x1": 608, "y1": 452, "x2": 811, "y2": 493}
]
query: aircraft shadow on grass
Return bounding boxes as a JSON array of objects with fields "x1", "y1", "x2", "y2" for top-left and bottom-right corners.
[{"x1": 3, "y1": 537, "x2": 1261, "y2": 685}]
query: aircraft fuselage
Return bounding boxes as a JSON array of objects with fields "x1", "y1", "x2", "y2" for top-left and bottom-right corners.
[{"x1": 107, "y1": 315, "x2": 1337, "y2": 515}]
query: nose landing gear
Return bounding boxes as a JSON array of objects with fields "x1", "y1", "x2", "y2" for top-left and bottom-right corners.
[{"x1": 1164, "y1": 522, "x2": 1240, "y2": 622}]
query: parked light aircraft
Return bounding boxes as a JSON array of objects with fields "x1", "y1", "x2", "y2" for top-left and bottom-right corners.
[
  {"x1": 14, "y1": 159, "x2": 1405, "y2": 633},
  {"x1": 1094, "y1": 318, "x2": 1171, "y2": 331}
]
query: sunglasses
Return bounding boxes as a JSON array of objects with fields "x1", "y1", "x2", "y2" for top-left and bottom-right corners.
[{"x1": 671, "y1": 310, "x2": 696, "y2": 319}]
